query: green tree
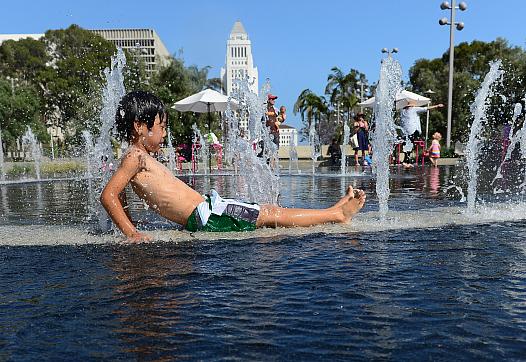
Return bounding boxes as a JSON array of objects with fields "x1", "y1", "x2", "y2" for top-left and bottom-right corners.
[
  {"x1": 40, "y1": 25, "x2": 117, "y2": 144},
  {"x1": 149, "y1": 57, "x2": 215, "y2": 146},
  {"x1": 293, "y1": 89, "x2": 330, "y2": 142},
  {"x1": 409, "y1": 38, "x2": 526, "y2": 142},
  {"x1": 0, "y1": 77, "x2": 43, "y2": 154}
]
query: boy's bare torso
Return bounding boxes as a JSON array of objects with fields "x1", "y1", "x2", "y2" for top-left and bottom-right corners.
[{"x1": 128, "y1": 147, "x2": 204, "y2": 226}]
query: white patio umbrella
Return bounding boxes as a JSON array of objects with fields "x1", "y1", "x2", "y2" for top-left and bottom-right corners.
[
  {"x1": 172, "y1": 88, "x2": 238, "y2": 113},
  {"x1": 357, "y1": 89, "x2": 433, "y2": 145},
  {"x1": 173, "y1": 88, "x2": 238, "y2": 171},
  {"x1": 357, "y1": 90, "x2": 430, "y2": 110},
  {"x1": 395, "y1": 90, "x2": 430, "y2": 109},
  {"x1": 357, "y1": 96, "x2": 376, "y2": 108}
]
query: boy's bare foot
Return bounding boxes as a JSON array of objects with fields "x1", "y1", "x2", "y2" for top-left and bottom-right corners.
[{"x1": 332, "y1": 186, "x2": 366, "y2": 223}]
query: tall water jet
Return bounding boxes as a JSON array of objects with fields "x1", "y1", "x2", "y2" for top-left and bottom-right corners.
[
  {"x1": 493, "y1": 101, "x2": 525, "y2": 193},
  {"x1": 340, "y1": 118, "x2": 350, "y2": 175},
  {"x1": 22, "y1": 126, "x2": 42, "y2": 180},
  {"x1": 465, "y1": 60, "x2": 504, "y2": 213},
  {"x1": 93, "y1": 48, "x2": 126, "y2": 176},
  {"x1": 165, "y1": 126, "x2": 177, "y2": 172},
  {"x1": 224, "y1": 77, "x2": 279, "y2": 204},
  {"x1": 370, "y1": 56, "x2": 402, "y2": 217},
  {"x1": 192, "y1": 123, "x2": 209, "y2": 175},
  {"x1": 288, "y1": 141, "x2": 299, "y2": 174},
  {"x1": 0, "y1": 128, "x2": 5, "y2": 181},
  {"x1": 92, "y1": 48, "x2": 126, "y2": 231},
  {"x1": 82, "y1": 130, "x2": 94, "y2": 179},
  {"x1": 309, "y1": 119, "x2": 321, "y2": 174}
]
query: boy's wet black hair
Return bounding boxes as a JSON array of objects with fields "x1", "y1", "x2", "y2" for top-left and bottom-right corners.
[{"x1": 115, "y1": 90, "x2": 165, "y2": 142}]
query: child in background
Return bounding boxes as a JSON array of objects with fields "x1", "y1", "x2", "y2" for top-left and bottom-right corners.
[
  {"x1": 427, "y1": 132, "x2": 442, "y2": 167},
  {"x1": 100, "y1": 91, "x2": 366, "y2": 242},
  {"x1": 277, "y1": 105, "x2": 286, "y2": 127}
]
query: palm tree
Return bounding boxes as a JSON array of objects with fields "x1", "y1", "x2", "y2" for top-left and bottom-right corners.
[
  {"x1": 325, "y1": 67, "x2": 368, "y2": 121},
  {"x1": 293, "y1": 89, "x2": 329, "y2": 142},
  {"x1": 205, "y1": 77, "x2": 226, "y2": 94}
]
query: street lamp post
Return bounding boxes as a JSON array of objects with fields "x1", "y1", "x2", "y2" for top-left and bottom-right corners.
[
  {"x1": 381, "y1": 48, "x2": 399, "y2": 59},
  {"x1": 356, "y1": 81, "x2": 366, "y2": 112},
  {"x1": 439, "y1": 0, "x2": 467, "y2": 148}
]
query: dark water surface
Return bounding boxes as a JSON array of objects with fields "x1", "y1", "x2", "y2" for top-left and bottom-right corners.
[{"x1": 1, "y1": 166, "x2": 526, "y2": 360}]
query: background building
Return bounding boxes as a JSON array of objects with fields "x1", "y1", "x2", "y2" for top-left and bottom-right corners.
[
  {"x1": 90, "y1": 28, "x2": 170, "y2": 75},
  {"x1": 279, "y1": 124, "x2": 298, "y2": 147},
  {"x1": 220, "y1": 21, "x2": 259, "y2": 132}
]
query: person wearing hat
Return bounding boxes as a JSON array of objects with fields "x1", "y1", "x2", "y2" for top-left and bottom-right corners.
[
  {"x1": 400, "y1": 100, "x2": 443, "y2": 167},
  {"x1": 265, "y1": 94, "x2": 281, "y2": 147}
]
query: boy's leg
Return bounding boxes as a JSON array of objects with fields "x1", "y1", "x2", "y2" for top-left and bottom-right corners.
[{"x1": 256, "y1": 186, "x2": 365, "y2": 228}]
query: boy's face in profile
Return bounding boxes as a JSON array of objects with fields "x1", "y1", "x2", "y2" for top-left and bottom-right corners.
[{"x1": 136, "y1": 113, "x2": 167, "y2": 153}]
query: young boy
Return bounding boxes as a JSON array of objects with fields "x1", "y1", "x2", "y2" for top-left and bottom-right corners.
[{"x1": 101, "y1": 91, "x2": 366, "y2": 242}]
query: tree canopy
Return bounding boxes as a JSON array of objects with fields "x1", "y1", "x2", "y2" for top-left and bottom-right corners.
[
  {"x1": 0, "y1": 24, "x2": 217, "y2": 156},
  {"x1": 409, "y1": 38, "x2": 526, "y2": 142}
]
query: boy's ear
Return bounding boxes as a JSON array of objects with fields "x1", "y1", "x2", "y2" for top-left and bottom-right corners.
[{"x1": 133, "y1": 120, "x2": 143, "y2": 135}]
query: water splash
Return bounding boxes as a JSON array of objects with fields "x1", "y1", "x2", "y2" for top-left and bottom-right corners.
[
  {"x1": 91, "y1": 48, "x2": 127, "y2": 232},
  {"x1": 309, "y1": 118, "x2": 321, "y2": 174},
  {"x1": 445, "y1": 184, "x2": 466, "y2": 202},
  {"x1": 370, "y1": 57, "x2": 402, "y2": 217},
  {"x1": 0, "y1": 128, "x2": 5, "y2": 181},
  {"x1": 191, "y1": 123, "x2": 209, "y2": 175},
  {"x1": 82, "y1": 130, "x2": 94, "y2": 179},
  {"x1": 22, "y1": 126, "x2": 42, "y2": 180},
  {"x1": 340, "y1": 118, "x2": 350, "y2": 175},
  {"x1": 465, "y1": 60, "x2": 504, "y2": 213},
  {"x1": 93, "y1": 48, "x2": 126, "y2": 177},
  {"x1": 165, "y1": 126, "x2": 177, "y2": 172},
  {"x1": 288, "y1": 142, "x2": 299, "y2": 174},
  {"x1": 492, "y1": 100, "x2": 526, "y2": 194},
  {"x1": 224, "y1": 77, "x2": 279, "y2": 204}
]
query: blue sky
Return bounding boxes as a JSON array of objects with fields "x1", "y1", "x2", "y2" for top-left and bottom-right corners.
[{"x1": 1, "y1": 0, "x2": 525, "y2": 130}]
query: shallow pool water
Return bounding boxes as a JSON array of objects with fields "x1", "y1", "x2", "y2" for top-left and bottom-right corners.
[{"x1": 1, "y1": 166, "x2": 526, "y2": 359}]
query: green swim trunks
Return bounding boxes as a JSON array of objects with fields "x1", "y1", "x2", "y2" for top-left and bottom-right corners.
[{"x1": 185, "y1": 190, "x2": 260, "y2": 232}]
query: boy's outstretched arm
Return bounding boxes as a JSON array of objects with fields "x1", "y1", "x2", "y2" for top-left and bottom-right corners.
[{"x1": 100, "y1": 153, "x2": 151, "y2": 242}]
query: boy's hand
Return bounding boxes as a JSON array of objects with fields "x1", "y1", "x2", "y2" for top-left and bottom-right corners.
[{"x1": 126, "y1": 231, "x2": 153, "y2": 243}]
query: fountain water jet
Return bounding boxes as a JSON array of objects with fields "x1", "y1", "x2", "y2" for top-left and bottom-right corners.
[
  {"x1": 370, "y1": 56, "x2": 402, "y2": 218},
  {"x1": 0, "y1": 128, "x2": 5, "y2": 181},
  {"x1": 340, "y1": 118, "x2": 350, "y2": 175},
  {"x1": 309, "y1": 119, "x2": 321, "y2": 174},
  {"x1": 82, "y1": 130, "x2": 94, "y2": 179},
  {"x1": 90, "y1": 48, "x2": 127, "y2": 232},
  {"x1": 288, "y1": 142, "x2": 299, "y2": 174},
  {"x1": 465, "y1": 60, "x2": 504, "y2": 213},
  {"x1": 165, "y1": 126, "x2": 177, "y2": 172},
  {"x1": 22, "y1": 126, "x2": 42, "y2": 180},
  {"x1": 192, "y1": 123, "x2": 209, "y2": 175},
  {"x1": 224, "y1": 77, "x2": 279, "y2": 204}
]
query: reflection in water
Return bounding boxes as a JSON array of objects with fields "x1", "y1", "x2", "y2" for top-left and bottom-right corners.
[
  {"x1": 109, "y1": 246, "x2": 195, "y2": 359},
  {"x1": 1, "y1": 185, "x2": 8, "y2": 216},
  {"x1": 428, "y1": 166, "x2": 440, "y2": 196}
]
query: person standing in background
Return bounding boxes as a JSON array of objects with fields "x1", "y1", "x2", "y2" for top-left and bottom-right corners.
[
  {"x1": 265, "y1": 94, "x2": 280, "y2": 147},
  {"x1": 353, "y1": 113, "x2": 369, "y2": 166}
]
